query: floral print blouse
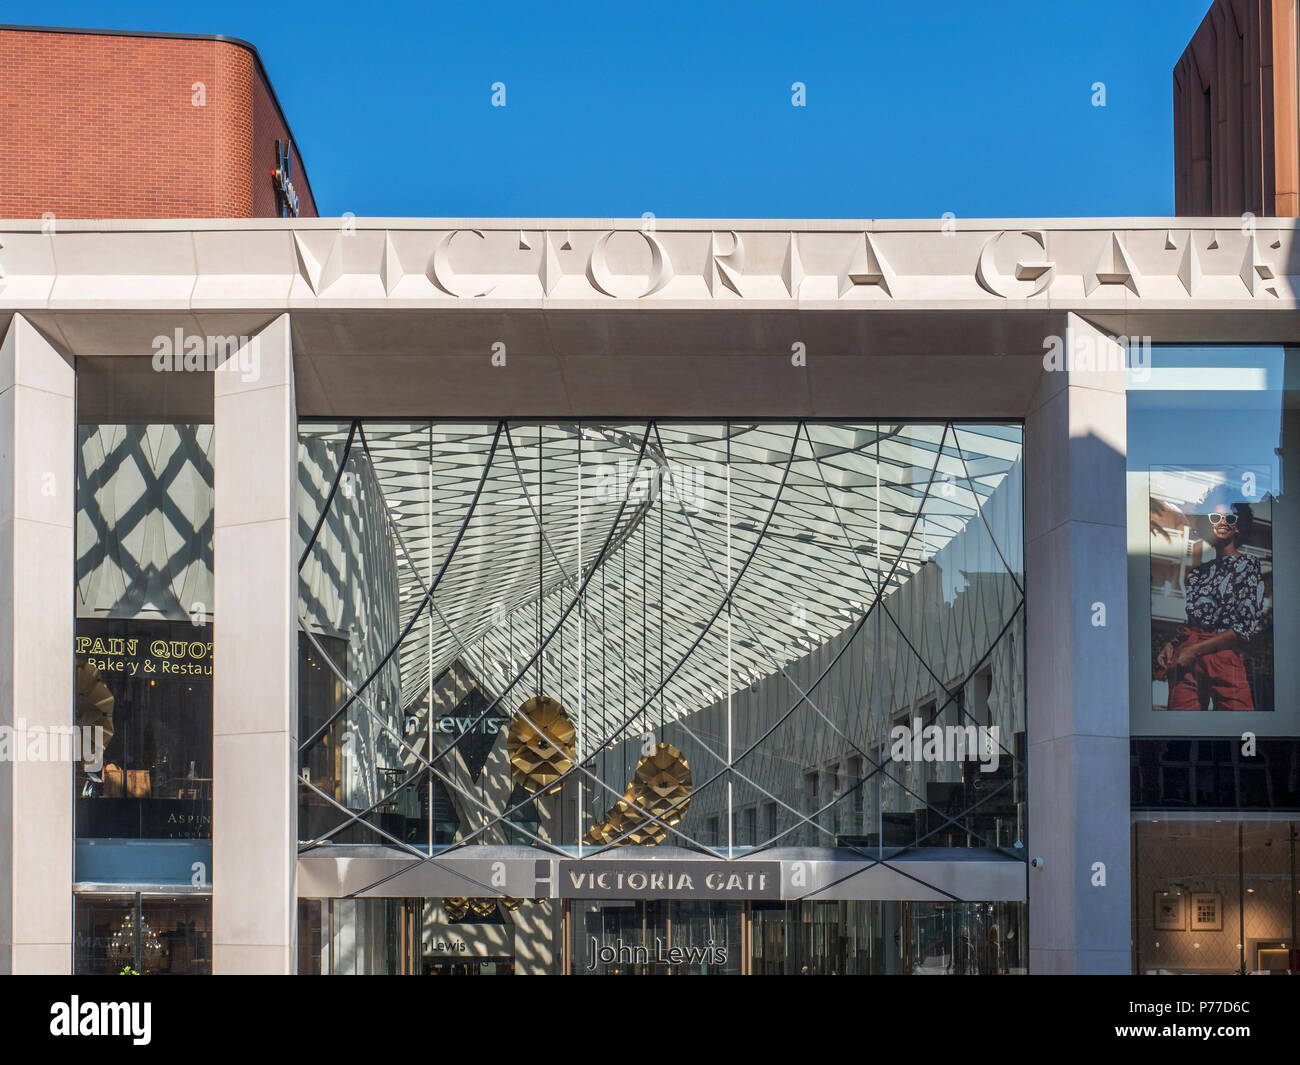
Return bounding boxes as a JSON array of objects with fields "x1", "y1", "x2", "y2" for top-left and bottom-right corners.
[{"x1": 1184, "y1": 554, "x2": 1265, "y2": 641}]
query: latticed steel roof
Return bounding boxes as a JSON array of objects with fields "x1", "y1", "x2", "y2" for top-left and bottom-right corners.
[{"x1": 298, "y1": 420, "x2": 1023, "y2": 742}]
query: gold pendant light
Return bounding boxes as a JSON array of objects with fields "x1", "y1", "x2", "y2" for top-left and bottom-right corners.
[
  {"x1": 584, "y1": 743, "x2": 692, "y2": 847},
  {"x1": 634, "y1": 743, "x2": 693, "y2": 825},
  {"x1": 442, "y1": 897, "x2": 470, "y2": 921},
  {"x1": 444, "y1": 896, "x2": 531, "y2": 919},
  {"x1": 506, "y1": 695, "x2": 576, "y2": 795},
  {"x1": 75, "y1": 661, "x2": 115, "y2": 776}
]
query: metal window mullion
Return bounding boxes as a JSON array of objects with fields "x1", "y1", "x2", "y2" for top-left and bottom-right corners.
[
  {"x1": 427, "y1": 421, "x2": 434, "y2": 853},
  {"x1": 876, "y1": 426, "x2": 883, "y2": 861},
  {"x1": 577, "y1": 427, "x2": 584, "y2": 854},
  {"x1": 727, "y1": 423, "x2": 733, "y2": 858}
]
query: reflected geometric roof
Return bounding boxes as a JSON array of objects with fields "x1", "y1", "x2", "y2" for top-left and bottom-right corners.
[{"x1": 299, "y1": 420, "x2": 1022, "y2": 747}]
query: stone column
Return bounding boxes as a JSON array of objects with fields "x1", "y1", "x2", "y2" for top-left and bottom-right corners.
[
  {"x1": 0, "y1": 315, "x2": 75, "y2": 973},
  {"x1": 212, "y1": 314, "x2": 298, "y2": 973},
  {"x1": 1025, "y1": 312, "x2": 1132, "y2": 973}
]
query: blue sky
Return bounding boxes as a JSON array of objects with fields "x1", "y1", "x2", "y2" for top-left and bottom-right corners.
[{"x1": 10, "y1": 0, "x2": 1212, "y2": 218}]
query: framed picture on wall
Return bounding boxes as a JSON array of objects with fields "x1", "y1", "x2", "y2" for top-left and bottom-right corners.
[
  {"x1": 1190, "y1": 892, "x2": 1223, "y2": 932},
  {"x1": 1153, "y1": 892, "x2": 1185, "y2": 931}
]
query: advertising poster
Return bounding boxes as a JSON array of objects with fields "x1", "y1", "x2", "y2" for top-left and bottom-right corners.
[{"x1": 1148, "y1": 467, "x2": 1273, "y2": 712}]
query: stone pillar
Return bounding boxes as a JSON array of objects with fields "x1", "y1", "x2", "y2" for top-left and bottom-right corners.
[
  {"x1": 212, "y1": 314, "x2": 298, "y2": 973},
  {"x1": 1025, "y1": 312, "x2": 1132, "y2": 973},
  {"x1": 0, "y1": 315, "x2": 74, "y2": 973}
]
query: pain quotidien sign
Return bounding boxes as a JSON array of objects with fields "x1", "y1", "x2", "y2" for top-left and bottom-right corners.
[{"x1": 557, "y1": 861, "x2": 780, "y2": 900}]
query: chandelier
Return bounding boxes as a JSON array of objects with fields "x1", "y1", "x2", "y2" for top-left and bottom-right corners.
[{"x1": 106, "y1": 908, "x2": 163, "y2": 969}]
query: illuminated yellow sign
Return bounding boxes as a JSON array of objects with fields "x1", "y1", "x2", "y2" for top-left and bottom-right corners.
[{"x1": 75, "y1": 636, "x2": 213, "y2": 678}]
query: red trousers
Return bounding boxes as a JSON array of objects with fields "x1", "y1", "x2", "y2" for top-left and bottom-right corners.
[{"x1": 1165, "y1": 627, "x2": 1255, "y2": 711}]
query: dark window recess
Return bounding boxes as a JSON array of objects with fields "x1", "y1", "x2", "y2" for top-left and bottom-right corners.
[
  {"x1": 1131, "y1": 738, "x2": 1300, "y2": 809},
  {"x1": 431, "y1": 777, "x2": 460, "y2": 844},
  {"x1": 447, "y1": 687, "x2": 497, "y2": 779}
]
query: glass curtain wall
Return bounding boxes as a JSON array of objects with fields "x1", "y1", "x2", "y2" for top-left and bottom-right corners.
[
  {"x1": 750, "y1": 899, "x2": 1025, "y2": 974},
  {"x1": 73, "y1": 356, "x2": 215, "y2": 905},
  {"x1": 296, "y1": 420, "x2": 1025, "y2": 870},
  {"x1": 1127, "y1": 346, "x2": 1300, "y2": 974}
]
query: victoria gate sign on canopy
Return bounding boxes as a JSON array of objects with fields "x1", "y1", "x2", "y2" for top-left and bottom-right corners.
[{"x1": 558, "y1": 861, "x2": 781, "y2": 900}]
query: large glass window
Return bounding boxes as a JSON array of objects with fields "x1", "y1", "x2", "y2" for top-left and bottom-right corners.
[
  {"x1": 297, "y1": 898, "x2": 404, "y2": 975},
  {"x1": 295, "y1": 897, "x2": 1025, "y2": 975},
  {"x1": 1127, "y1": 345, "x2": 1300, "y2": 975},
  {"x1": 1127, "y1": 346, "x2": 1298, "y2": 734},
  {"x1": 75, "y1": 358, "x2": 214, "y2": 849},
  {"x1": 74, "y1": 893, "x2": 211, "y2": 975},
  {"x1": 751, "y1": 900, "x2": 1025, "y2": 975},
  {"x1": 1133, "y1": 818, "x2": 1298, "y2": 974},
  {"x1": 297, "y1": 420, "x2": 1025, "y2": 874}
]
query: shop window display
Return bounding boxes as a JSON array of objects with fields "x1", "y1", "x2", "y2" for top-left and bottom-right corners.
[
  {"x1": 1132, "y1": 819, "x2": 1299, "y2": 974},
  {"x1": 75, "y1": 618, "x2": 212, "y2": 838},
  {"x1": 74, "y1": 894, "x2": 211, "y2": 975}
]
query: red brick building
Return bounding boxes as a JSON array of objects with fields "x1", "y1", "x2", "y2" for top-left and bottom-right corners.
[
  {"x1": 0, "y1": 25, "x2": 318, "y2": 219},
  {"x1": 1173, "y1": 0, "x2": 1299, "y2": 216}
]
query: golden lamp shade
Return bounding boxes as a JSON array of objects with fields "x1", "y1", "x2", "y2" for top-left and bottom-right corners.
[
  {"x1": 446, "y1": 897, "x2": 513, "y2": 920},
  {"x1": 632, "y1": 743, "x2": 692, "y2": 825},
  {"x1": 582, "y1": 790, "x2": 636, "y2": 846},
  {"x1": 75, "y1": 662, "x2": 115, "y2": 773},
  {"x1": 623, "y1": 818, "x2": 669, "y2": 847},
  {"x1": 507, "y1": 695, "x2": 576, "y2": 795},
  {"x1": 584, "y1": 743, "x2": 691, "y2": 848}
]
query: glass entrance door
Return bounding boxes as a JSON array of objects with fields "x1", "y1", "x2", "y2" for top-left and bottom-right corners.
[{"x1": 750, "y1": 900, "x2": 1025, "y2": 974}]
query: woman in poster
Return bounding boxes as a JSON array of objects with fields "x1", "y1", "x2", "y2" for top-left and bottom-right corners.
[{"x1": 1157, "y1": 491, "x2": 1265, "y2": 710}]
